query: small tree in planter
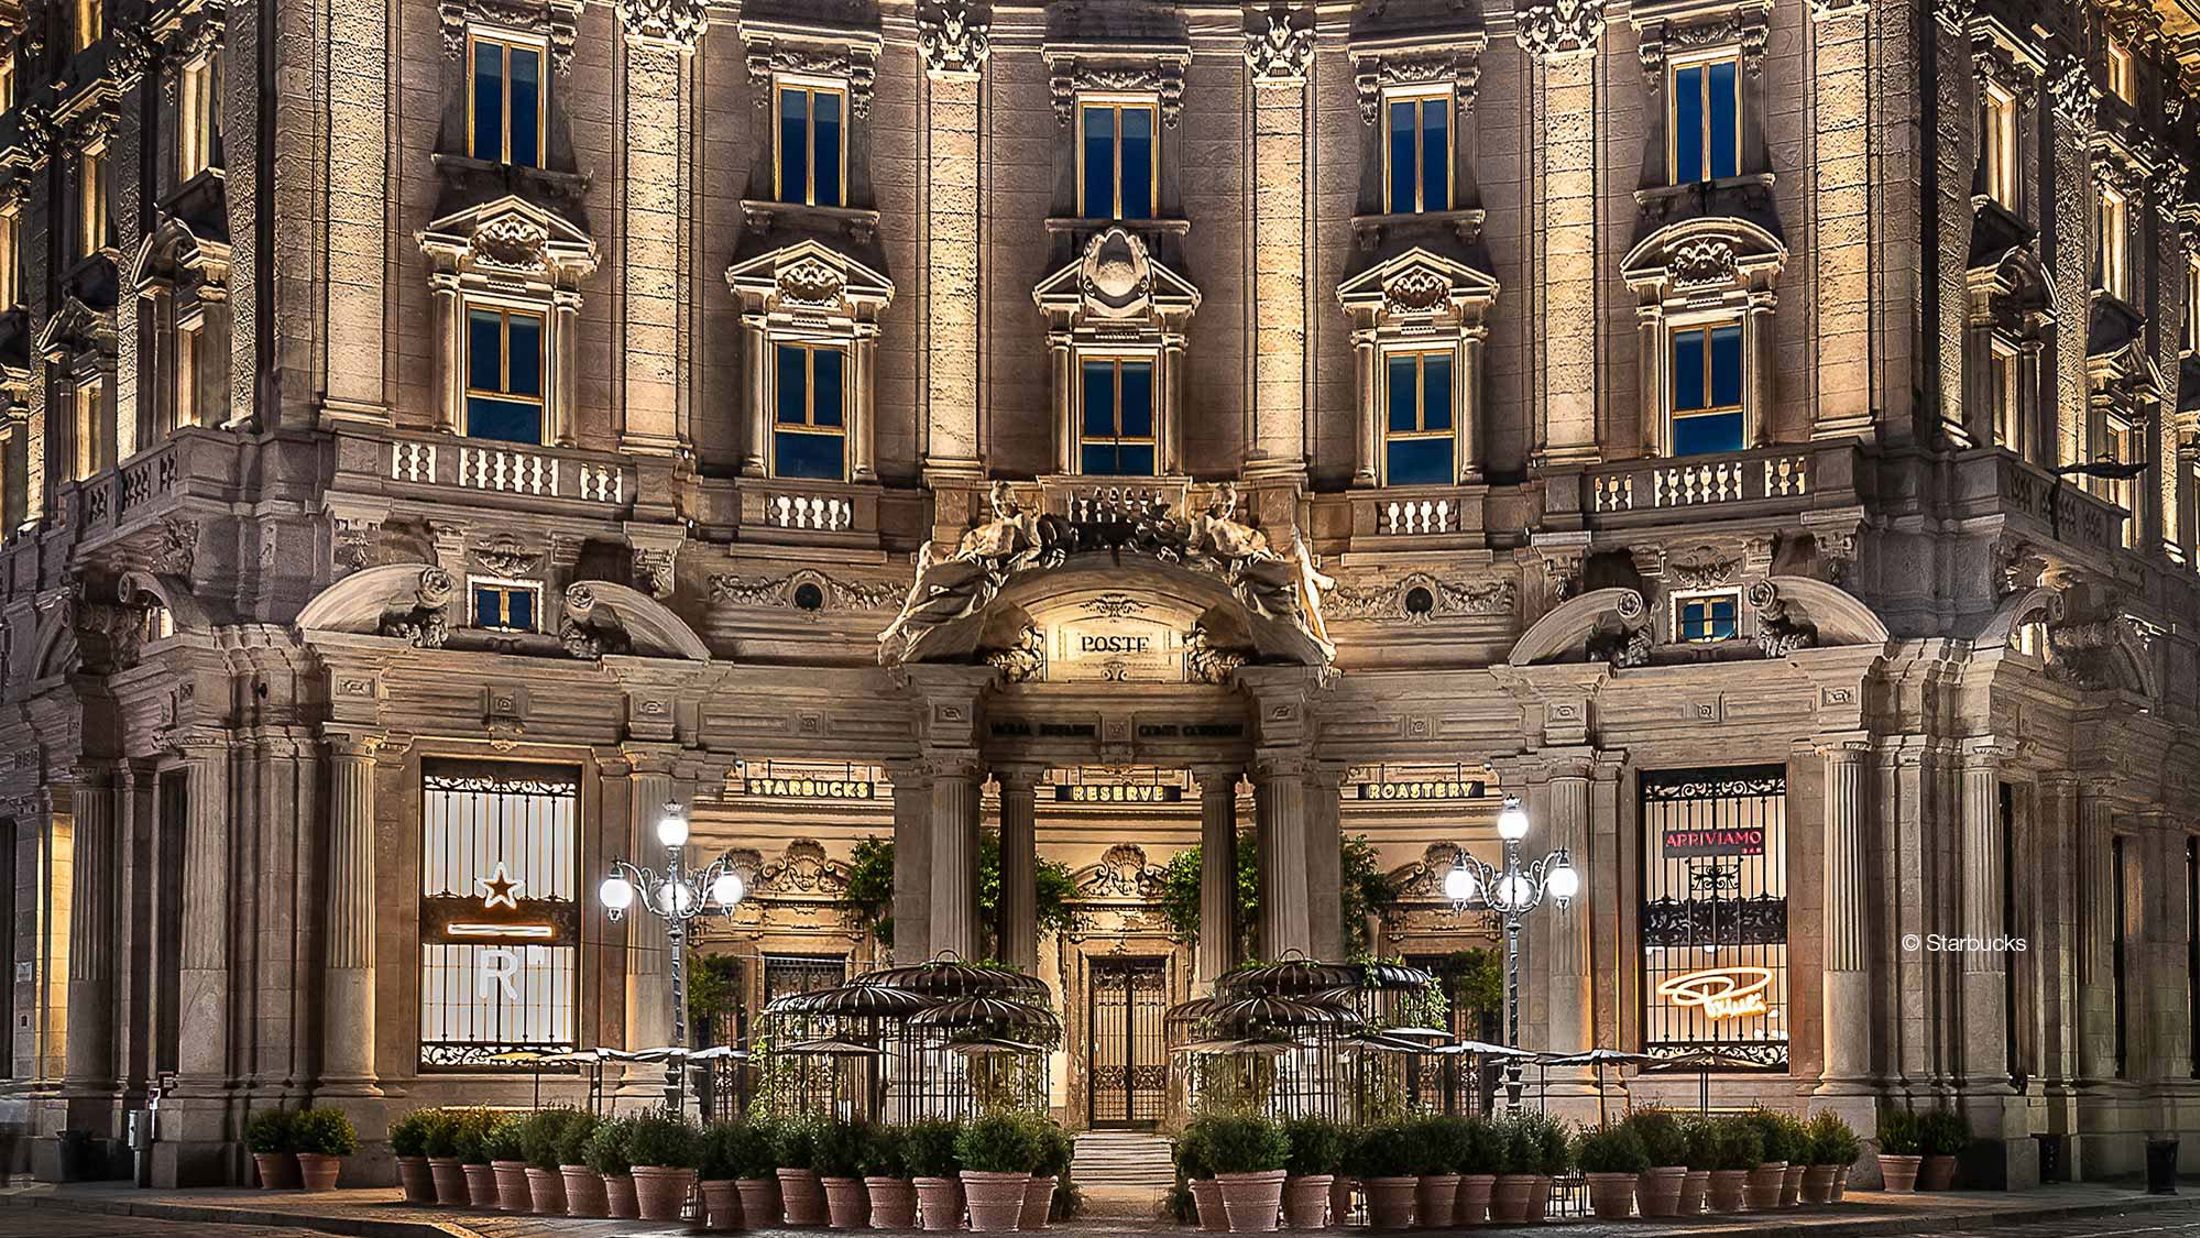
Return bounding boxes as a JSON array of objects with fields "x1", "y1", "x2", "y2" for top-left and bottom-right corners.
[
  {"x1": 905, "y1": 1119, "x2": 964, "y2": 1233},
  {"x1": 1196, "y1": 1115, "x2": 1288, "y2": 1234},
  {"x1": 290, "y1": 1108, "x2": 358, "y2": 1192},
  {"x1": 861, "y1": 1123, "x2": 918, "y2": 1230},
  {"x1": 388, "y1": 1108, "x2": 439, "y2": 1203},
  {"x1": 518, "y1": 1108, "x2": 579, "y2": 1215},
  {"x1": 555, "y1": 1111, "x2": 607, "y2": 1218},
  {"x1": 699, "y1": 1120, "x2": 748, "y2": 1230},
  {"x1": 816, "y1": 1119, "x2": 875, "y2": 1229},
  {"x1": 421, "y1": 1107, "x2": 467, "y2": 1205},
  {"x1": 626, "y1": 1110, "x2": 702, "y2": 1222},
  {"x1": 1280, "y1": 1115, "x2": 1346, "y2": 1229},
  {"x1": 585, "y1": 1117, "x2": 638, "y2": 1219},
  {"x1": 1574, "y1": 1125, "x2": 1649, "y2": 1219},
  {"x1": 1801, "y1": 1111, "x2": 1861, "y2": 1203},
  {"x1": 1450, "y1": 1117, "x2": 1499, "y2": 1226},
  {"x1": 1677, "y1": 1116, "x2": 1717, "y2": 1216},
  {"x1": 453, "y1": 1108, "x2": 501, "y2": 1209},
  {"x1": 1916, "y1": 1109, "x2": 1968, "y2": 1190},
  {"x1": 955, "y1": 1112, "x2": 1042, "y2": 1232},
  {"x1": 1344, "y1": 1123, "x2": 1417, "y2": 1229},
  {"x1": 1032, "y1": 1119, "x2": 1077, "y2": 1226},
  {"x1": 1875, "y1": 1108, "x2": 1924, "y2": 1193},
  {"x1": 725, "y1": 1119, "x2": 785, "y2": 1227},
  {"x1": 486, "y1": 1114, "x2": 533, "y2": 1213},
  {"x1": 1704, "y1": 1118, "x2": 1763, "y2": 1213},
  {"x1": 1408, "y1": 1117, "x2": 1469, "y2": 1231},
  {"x1": 244, "y1": 1109, "x2": 300, "y2": 1190},
  {"x1": 1522, "y1": 1113, "x2": 1571, "y2": 1222},
  {"x1": 1176, "y1": 1120, "x2": 1222, "y2": 1234},
  {"x1": 1626, "y1": 1108, "x2": 1689, "y2": 1217},
  {"x1": 775, "y1": 1116, "x2": 829, "y2": 1226},
  {"x1": 1741, "y1": 1109, "x2": 1795, "y2": 1211}
]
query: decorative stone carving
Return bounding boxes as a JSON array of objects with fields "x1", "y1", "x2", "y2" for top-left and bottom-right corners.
[
  {"x1": 918, "y1": 0, "x2": 989, "y2": 79},
  {"x1": 708, "y1": 570, "x2": 901, "y2": 612},
  {"x1": 1352, "y1": 52, "x2": 1475, "y2": 125},
  {"x1": 632, "y1": 547, "x2": 677, "y2": 600},
  {"x1": 987, "y1": 624, "x2": 1046, "y2": 683},
  {"x1": 1185, "y1": 623, "x2": 1249, "y2": 685},
  {"x1": 1244, "y1": 8, "x2": 1315, "y2": 82},
  {"x1": 471, "y1": 535, "x2": 540, "y2": 579},
  {"x1": 109, "y1": 21, "x2": 162, "y2": 89},
  {"x1": 1515, "y1": 0, "x2": 1606, "y2": 57},
  {"x1": 746, "y1": 38, "x2": 879, "y2": 120},
  {"x1": 1078, "y1": 843, "x2": 1166, "y2": 899},
  {"x1": 18, "y1": 101, "x2": 61, "y2": 168},
  {"x1": 617, "y1": 0, "x2": 705, "y2": 48},
  {"x1": 441, "y1": 0, "x2": 582, "y2": 72},
  {"x1": 558, "y1": 582, "x2": 635, "y2": 660},
  {"x1": 1747, "y1": 581, "x2": 1819, "y2": 657},
  {"x1": 378, "y1": 568, "x2": 455, "y2": 649},
  {"x1": 1328, "y1": 574, "x2": 1517, "y2": 623},
  {"x1": 2049, "y1": 55, "x2": 2097, "y2": 132},
  {"x1": 153, "y1": 517, "x2": 199, "y2": 579},
  {"x1": 333, "y1": 519, "x2": 381, "y2": 575},
  {"x1": 1584, "y1": 591, "x2": 1652, "y2": 668},
  {"x1": 753, "y1": 838, "x2": 852, "y2": 898},
  {"x1": 1669, "y1": 238, "x2": 1738, "y2": 289},
  {"x1": 1659, "y1": 544, "x2": 1741, "y2": 590},
  {"x1": 1047, "y1": 51, "x2": 1191, "y2": 128}
]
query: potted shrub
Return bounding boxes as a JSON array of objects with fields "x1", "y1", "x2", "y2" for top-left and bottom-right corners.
[
  {"x1": 421, "y1": 1107, "x2": 467, "y2": 1206},
  {"x1": 1917, "y1": 1109, "x2": 1968, "y2": 1190},
  {"x1": 519, "y1": 1108, "x2": 576, "y2": 1215},
  {"x1": 1775, "y1": 1113, "x2": 1811, "y2": 1206},
  {"x1": 291, "y1": 1108, "x2": 358, "y2": 1192},
  {"x1": 700, "y1": 1120, "x2": 748, "y2": 1231},
  {"x1": 585, "y1": 1117, "x2": 639, "y2": 1219},
  {"x1": 1626, "y1": 1108, "x2": 1688, "y2": 1217},
  {"x1": 777, "y1": 1116, "x2": 829, "y2": 1226},
  {"x1": 1024, "y1": 1117, "x2": 1073, "y2": 1231},
  {"x1": 244, "y1": 1109, "x2": 300, "y2": 1190},
  {"x1": 1197, "y1": 1114, "x2": 1288, "y2": 1233},
  {"x1": 1450, "y1": 1117, "x2": 1497, "y2": 1226},
  {"x1": 556, "y1": 1111, "x2": 606, "y2": 1218},
  {"x1": 907, "y1": 1119, "x2": 965, "y2": 1233},
  {"x1": 1345, "y1": 1122, "x2": 1416, "y2": 1229},
  {"x1": 1520, "y1": 1112, "x2": 1570, "y2": 1221},
  {"x1": 1486, "y1": 1116, "x2": 1534, "y2": 1224},
  {"x1": 1280, "y1": 1114, "x2": 1345, "y2": 1229},
  {"x1": 1176, "y1": 1120, "x2": 1224, "y2": 1234},
  {"x1": 728, "y1": 1119, "x2": 784, "y2": 1227},
  {"x1": 1801, "y1": 1111, "x2": 1860, "y2": 1204},
  {"x1": 628, "y1": 1110, "x2": 702, "y2": 1221},
  {"x1": 453, "y1": 1109, "x2": 500, "y2": 1209},
  {"x1": 1705, "y1": 1117, "x2": 1761, "y2": 1213},
  {"x1": 863, "y1": 1122, "x2": 918, "y2": 1230},
  {"x1": 1741, "y1": 1109, "x2": 1793, "y2": 1211},
  {"x1": 1875, "y1": 1108, "x2": 1923, "y2": 1193},
  {"x1": 1677, "y1": 1115, "x2": 1715, "y2": 1216},
  {"x1": 486, "y1": 1113, "x2": 533, "y2": 1212},
  {"x1": 1410, "y1": 1117, "x2": 1467, "y2": 1231},
  {"x1": 956, "y1": 1112, "x2": 1042, "y2": 1232},
  {"x1": 389, "y1": 1107, "x2": 438, "y2": 1203},
  {"x1": 817, "y1": 1119, "x2": 874, "y2": 1229},
  {"x1": 1575, "y1": 1124, "x2": 1648, "y2": 1219}
]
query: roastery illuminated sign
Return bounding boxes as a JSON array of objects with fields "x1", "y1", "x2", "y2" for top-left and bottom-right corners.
[
  {"x1": 1354, "y1": 779, "x2": 1486, "y2": 801},
  {"x1": 1656, "y1": 966, "x2": 1773, "y2": 1021}
]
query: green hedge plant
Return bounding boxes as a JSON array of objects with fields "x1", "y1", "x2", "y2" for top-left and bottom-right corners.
[
  {"x1": 585, "y1": 1118, "x2": 634, "y2": 1176},
  {"x1": 291, "y1": 1109, "x2": 359, "y2": 1158},
  {"x1": 1876, "y1": 1108, "x2": 1923, "y2": 1156},
  {"x1": 1415, "y1": 1116, "x2": 1474, "y2": 1177},
  {"x1": 520, "y1": 1108, "x2": 581, "y2": 1172},
  {"x1": 452, "y1": 1109, "x2": 497, "y2": 1165},
  {"x1": 1033, "y1": 1120, "x2": 1074, "y2": 1180},
  {"x1": 388, "y1": 1108, "x2": 437, "y2": 1159},
  {"x1": 1574, "y1": 1125, "x2": 1650, "y2": 1175},
  {"x1": 1190, "y1": 1115, "x2": 1287, "y2": 1176},
  {"x1": 862, "y1": 1124, "x2": 909, "y2": 1179},
  {"x1": 955, "y1": 1113, "x2": 1041, "y2": 1175},
  {"x1": 1344, "y1": 1122, "x2": 1416, "y2": 1179},
  {"x1": 244, "y1": 1109, "x2": 296, "y2": 1155},
  {"x1": 1626, "y1": 1108, "x2": 1689, "y2": 1168},
  {"x1": 626, "y1": 1110, "x2": 701, "y2": 1170},
  {"x1": 1281, "y1": 1115, "x2": 1348, "y2": 1178},
  {"x1": 553, "y1": 1111, "x2": 601, "y2": 1168},
  {"x1": 814, "y1": 1119, "x2": 870, "y2": 1178},
  {"x1": 904, "y1": 1120, "x2": 962, "y2": 1179},
  {"x1": 774, "y1": 1116, "x2": 821, "y2": 1172},
  {"x1": 1710, "y1": 1117, "x2": 1764, "y2": 1171},
  {"x1": 1918, "y1": 1109, "x2": 1970, "y2": 1157},
  {"x1": 485, "y1": 1114, "x2": 528, "y2": 1163},
  {"x1": 1804, "y1": 1111, "x2": 1861, "y2": 1166}
]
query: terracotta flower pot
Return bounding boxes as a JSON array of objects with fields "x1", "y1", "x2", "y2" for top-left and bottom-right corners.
[
  {"x1": 737, "y1": 1176, "x2": 782, "y2": 1226},
  {"x1": 1021, "y1": 1175, "x2": 1058, "y2": 1231},
  {"x1": 429, "y1": 1156, "x2": 468, "y2": 1206},
  {"x1": 1283, "y1": 1174, "x2": 1332, "y2": 1229},
  {"x1": 1679, "y1": 1169, "x2": 1709, "y2": 1215},
  {"x1": 1585, "y1": 1172, "x2": 1636, "y2": 1219},
  {"x1": 1744, "y1": 1161, "x2": 1786, "y2": 1210},
  {"x1": 1412, "y1": 1174, "x2": 1457, "y2": 1229},
  {"x1": 1780, "y1": 1162, "x2": 1806, "y2": 1206},
  {"x1": 635, "y1": 1165, "x2": 697, "y2": 1222},
  {"x1": 869, "y1": 1176, "x2": 918, "y2": 1229},
  {"x1": 396, "y1": 1155, "x2": 435, "y2": 1203},
  {"x1": 526, "y1": 1166, "x2": 567, "y2": 1215},
  {"x1": 1329, "y1": 1177, "x2": 1354, "y2": 1227},
  {"x1": 1706, "y1": 1168, "x2": 1748, "y2": 1212},
  {"x1": 913, "y1": 1176, "x2": 961, "y2": 1232},
  {"x1": 782, "y1": 1167, "x2": 830, "y2": 1226},
  {"x1": 562, "y1": 1164, "x2": 609, "y2": 1218},
  {"x1": 1829, "y1": 1165, "x2": 1850, "y2": 1201},
  {"x1": 1361, "y1": 1176, "x2": 1417, "y2": 1229},
  {"x1": 1526, "y1": 1174, "x2": 1553, "y2": 1222},
  {"x1": 1800, "y1": 1163, "x2": 1839, "y2": 1204},
  {"x1": 491, "y1": 1161, "x2": 533, "y2": 1212},
  {"x1": 1488, "y1": 1173, "x2": 1535, "y2": 1223},
  {"x1": 253, "y1": 1151, "x2": 300, "y2": 1190},
  {"x1": 1918, "y1": 1154, "x2": 1957, "y2": 1190},
  {"x1": 461, "y1": 1162, "x2": 498, "y2": 1208},
  {"x1": 1190, "y1": 1179, "x2": 1227, "y2": 1232},
  {"x1": 1636, "y1": 1166, "x2": 1686, "y2": 1217},
  {"x1": 1876, "y1": 1153, "x2": 1921, "y2": 1193},
  {"x1": 825, "y1": 1176, "x2": 874, "y2": 1229},
  {"x1": 608, "y1": 1173, "x2": 641, "y2": 1218},
  {"x1": 1217, "y1": 1169, "x2": 1285, "y2": 1233},
  {"x1": 1452, "y1": 1173, "x2": 1494, "y2": 1225},
  {"x1": 703, "y1": 1178, "x2": 745, "y2": 1230},
  {"x1": 961, "y1": 1169, "x2": 1032, "y2": 1232},
  {"x1": 296, "y1": 1152, "x2": 342, "y2": 1192}
]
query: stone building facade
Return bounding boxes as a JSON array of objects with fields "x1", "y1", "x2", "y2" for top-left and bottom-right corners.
[{"x1": 0, "y1": 0, "x2": 2196, "y2": 1193}]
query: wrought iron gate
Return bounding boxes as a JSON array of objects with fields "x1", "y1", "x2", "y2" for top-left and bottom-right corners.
[{"x1": 1086, "y1": 957, "x2": 1167, "y2": 1128}]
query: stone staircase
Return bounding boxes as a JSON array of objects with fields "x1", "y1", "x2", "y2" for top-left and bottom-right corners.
[{"x1": 1073, "y1": 1130, "x2": 1176, "y2": 1188}]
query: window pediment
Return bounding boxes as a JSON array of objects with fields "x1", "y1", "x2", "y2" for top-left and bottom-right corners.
[
  {"x1": 740, "y1": 17, "x2": 882, "y2": 120},
  {"x1": 439, "y1": 0, "x2": 580, "y2": 72},
  {"x1": 128, "y1": 210, "x2": 232, "y2": 295},
  {"x1": 1043, "y1": 41, "x2": 1192, "y2": 129},
  {"x1": 417, "y1": 193, "x2": 598, "y2": 291},
  {"x1": 1346, "y1": 36, "x2": 1483, "y2": 126},
  {"x1": 725, "y1": 237, "x2": 895, "y2": 326},
  {"x1": 1337, "y1": 247, "x2": 1497, "y2": 325},
  {"x1": 2087, "y1": 294, "x2": 2145, "y2": 360},
  {"x1": 33, "y1": 295, "x2": 113, "y2": 363},
  {"x1": 1033, "y1": 226, "x2": 1200, "y2": 331},
  {"x1": 1622, "y1": 218, "x2": 1785, "y2": 306}
]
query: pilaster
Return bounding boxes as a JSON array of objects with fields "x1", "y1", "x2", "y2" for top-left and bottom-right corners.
[
  {"x1": 322, "y1": 0, "x2": 392, "y2": 425},
  {"x1": 1243, "y1": 5, "x2": 1315, "y2": 482},
  {"x1": 1253, "y1": 751, "x2": 1310, "y2": 960},
  {"x1": 318, "y1": 733, "x2": 381, "y2": 1095},
  {"x1": 1807, "y1": 0, "x2": 1873, "y2": 439},
  {"x1": 995, "y1": 763, "x2": 1043, "y2": 974},
  {"x1": 616, "y1": 5, "x2": 700, "y2": 456},
  {"x1": 928, "y1": 752, "x2": 984, "y2": 962},
  {"x1": 62, "y1": 762, "x2": 119, "y2": 1135},
  {"x1": 917, "y1": 1, "x2": 988, "y2": 484},
  {"x1": 1517, "y1": 0, "x2": 1606, "y2": 464}
]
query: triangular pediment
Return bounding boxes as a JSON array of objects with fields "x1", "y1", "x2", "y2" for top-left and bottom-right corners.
[
  {"x1": 33, "y1": 296, "x2": 113, "y2": 360},
  {"x1": 416, "y1": 193, "x2": 598, "y2": 285},
  {"x1": 1336, "y1": 246, "x2": 1499, "y2": 315},
  {"x1": 725, "y1": 236, "x2": 895, "y2": 317}
]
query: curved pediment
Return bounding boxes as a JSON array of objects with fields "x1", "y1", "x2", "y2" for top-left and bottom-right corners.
[
  {"x1": 1621, "y1": 216, "x2": 1788, "y2": 296},
  {"x1": 1507, "y1": 588, "x2": 1647, "y2": 666},
  {"x1": 561, "y1": 581, "x2": 711, "y2": 662}
]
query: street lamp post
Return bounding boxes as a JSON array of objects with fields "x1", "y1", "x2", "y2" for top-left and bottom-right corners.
[
  {"x1": 599, "y1": 803, "x2": 747, "y2": 1114},
  {"x1": 1444, "y1": 795, "x2": 1581, "y2": 1107}
]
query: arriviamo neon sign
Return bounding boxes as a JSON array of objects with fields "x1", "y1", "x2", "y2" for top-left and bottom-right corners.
[{"x1": 1657, "y1": 966, "x2": 1774, "y2": 1021}]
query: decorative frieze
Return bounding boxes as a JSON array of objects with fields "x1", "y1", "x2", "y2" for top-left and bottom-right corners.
[
  {"x1": 708, "y1": 569, "x2": 901, "y2": 611},
  {"x1": 744, "y1": 31, "x2": 880, "y2": 119},
  {"x1": 439, "y1": 0, "x2": 582, "y2": 72},
  {"x1": 1327, "y1": 573, "x2": 1517, "y2": 623},
  {"x1": 616, "y1": 0, "x2": 705, "y2": 49}
]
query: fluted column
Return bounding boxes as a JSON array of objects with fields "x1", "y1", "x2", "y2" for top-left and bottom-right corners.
[
  {"x1": 1541, "y1": 764, "x2": 1593, "y2": 1095},
  {"x1": 2075, "y1": 780, "x2": 2116, "y2": 1084},
  {"x1": 157, "y1": 733, "x2": 236, "y2": 1182},
  {"x1": 929, "y1": 755, "x2": 984, "y2": 962},
  {"x1": 1254, "y1": 754, "x2": 1310, "y2": 960},
  {"x1": 63, "y1": 763, "x2": 120, "y2": 1131},
  {"x1": 625, "y1": 760, "x2": 676, "y2": 1055},
  {"x1": 996, "y1": 765, "x2": 1042, "y2": 974},
  {"x1": 1818, "y1": 738, "x2": 1873, "y2": 1092},
  {"x1": 888, "y1": 761, "x2": 934, "y2": 965},
  {"x1": 916, "y1": 4, "x2": 988, "y2": 483},
  {"x1": 1193, "y1": 765, "x2": 1243, "y2": 988},
  {"x1": 319, "y1": 734, "x2": 381, "y2": 1093},
  {"x1": 1303, "y1": 761, "x2": 1345, "y2": 961},
  {"x1": 1959, "y1": 742, "x2": 2012, "y2": 1090}
]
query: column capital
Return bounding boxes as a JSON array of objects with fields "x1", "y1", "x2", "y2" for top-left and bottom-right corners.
[
  {"x1": 324, "y1": 729, "x2": 386, "y2": 760},
  {"x1": 1252, "y1": 749, "x2": 1310, "y2": 782},
  {"x1": 1191, "y1": 763, "x2": 1246, "y2": 794},
  {"x1": 1809, "y1": 730, "x2": 1873, "y2": 758},
  {"x1": 992, "y1": 763, "x2": 1047, "y2": 794},
  {"x1": 918, "y1": 0, "x2": 991, "y2": 80},
  {"x1": 924, "y1": 749, "x2": 986, "y2": 783}
]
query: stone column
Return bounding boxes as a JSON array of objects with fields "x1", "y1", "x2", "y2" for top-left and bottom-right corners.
[
  {"x1": 157, "y1": 734, "x2": 233, "y2": 1186},
  {"x1": 995, "y1": 765, "x2": 1042, "y2": 974},
  {"x1": 615, "y1": 7, "x2": 698, "y2": 456},
  {"x1": 322, "y1": 0, "x2": 390, "y2": 426},
  {"x1": 63, "y1": 763, "x2": 119, "y2": 1133},
  {"x1": 916, "y1": 7, "x2": 987, "y2": 484},
  {"x1": 550, "y1": 291, "x2": 582, "y2": 447},
  {"x1": 1244, "y1": 12, "x2": 1312, "y2": 481},
  {"x1": 318, "y1": 735, "x2": 381, "y2": 1093},
  {"x1": 1254, "y1": 755, "x2": 1310, "y2": 960},
  {"x1": 1540, "y1": 763, "x2": 1594, "y2": 1118},
  {"x1": 1303, "y1": 762, "x2": 1345, "y2": 961},
  {"x1": 1958, "y1": 743, "x2": 2012, "y2": 1091},
  {"x1": 1516, "y1": 7, "x2": 1605, "y2": 464},
  {"x1": 2075, "y1": 781, "x2": 2116, "y2": 1084},
  {"x1": 888, "y1": 761, "x2": 934, "y2": 965},
  {"x1": 1193, "y1": 765, "x2": 1243, "y2": 988},
  {"x1": 625, "y1": 760, "x2": 676, "y2": 1055},
  {"x1": 1817, "y1": 738, "x2": 1873, "y2": 1093},
  {"x1": 2047, "y1": 62, "x2": 2096, "y2": 465},
  {"x1": 429, "y1": 276, "x2": 462, "y2": 433},
  {"x1": 1809, "y1": 0, "x2": 1874, "y2": 440},
  {"x1": 929, "y1": 756, "x2": 984, "y2": 962}
]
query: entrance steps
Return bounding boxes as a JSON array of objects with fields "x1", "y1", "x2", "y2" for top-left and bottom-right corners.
[{"x1": 1074, "y1": 1131, "x2": 1176, "y2": 1188}]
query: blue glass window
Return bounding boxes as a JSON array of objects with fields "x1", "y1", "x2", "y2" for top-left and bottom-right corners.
[
  {"x1": 1382, "y1": 352, "x2": 1456, "y2": 484},
  {"x1": 772, "y1": 343, "x2": 848, "y2": 480},
  {"x1": 468, "y1": 35, "x2": 542, "y2": 167},
  {"x1": 473, "y1": 583, "x2": 538, "y2": 632},
  {"x1": 1078, "y1": 358, "x2": 1157, "y2": 475},
  {"x1": 1669, "y1": 323, "x2": 1745, "y2": 456},
  {"x1": 777, "y1": 84, "x2": 846, "y2": 207},
  {"x1": 1385, "y1": 94, "x2": 1451, "y2": 213},
  {"x1": 1671, "y1": 57, "x2": 1741, "y2": 183},
  {"x1": 1676, "y1": 593, "x2": 1739, "y2": 643},
  {"x1": 1080, "y1": 101, "x2": 1156, "y2": 220},
  {"x1": 464, "y1": 307, "x2": 545, "y2": 444}
]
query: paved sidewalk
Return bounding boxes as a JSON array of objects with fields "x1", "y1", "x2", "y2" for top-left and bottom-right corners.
[{"x1": 0, "y1": 1180, "x2": 2196, "y2": 1238}]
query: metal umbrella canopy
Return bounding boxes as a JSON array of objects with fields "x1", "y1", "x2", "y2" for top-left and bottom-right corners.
[
  {"x1": 859, "y1": 957, "x2": 1049, "y2": 999},
  {"x1": 1205, "y1": 994, "x2": 1361, "y2": 1036},
  {"x1": 1353, "y1": 959, "x2": 1438, "y2": 991},
  {"x1": 908, "y1": 994, "x2": 1063, "y2": 1038},
  {"x1": 1217, "y1": 959, "x2": 1360, "y2": 998},
  {"x1": 776, "y1": 981, "x2": 930, "y2": 1017},
  {"x1": 1544, "y1": 1047, "x2": 1657, "y2": 1125}
]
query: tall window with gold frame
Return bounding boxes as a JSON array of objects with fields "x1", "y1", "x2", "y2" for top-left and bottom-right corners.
[
  {"x1": 178, "y1": 52, "x2": 222, "y2": 180},
  {"x1": 2097, "y1": 184, "x2": 2129, "y2": 299},
  {"x1": 468, "y1": 30, "x2": 544, "y2": 168},
  {"x1": 1382, "y1": 87, "x2": 1451, "y2": 214},
  {"x1": 73, "y1": 0, "x2": 102, "y2": 52},
  {"x1": 1669, "y1": 51, "x2": 1741, "y2": 185},
  {"x1": 464, "y1": 304, "x2": 545, "y2": 444},
  {"x1": 775, "y1": 80, "x2": 847, "y2": 208},
  {"x1": 1077, "y1": 356, "x2": 1157, "y2": 475},
  {"x1": 1981, "y1": 82, "x2": 2019, "y2": 211},
  {"x1": 1078, "y1": 97, "x2": 1157, "y2": 221},
  {"x1": 76, "y1": 149, "x2": 108, "y2": 261},
  {"x1": 771, "y1": 342, "x2": 849, "y2": 479},
  {"x1": 1381, "y1": 348, "x2": 1454, "y2": 484}
]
